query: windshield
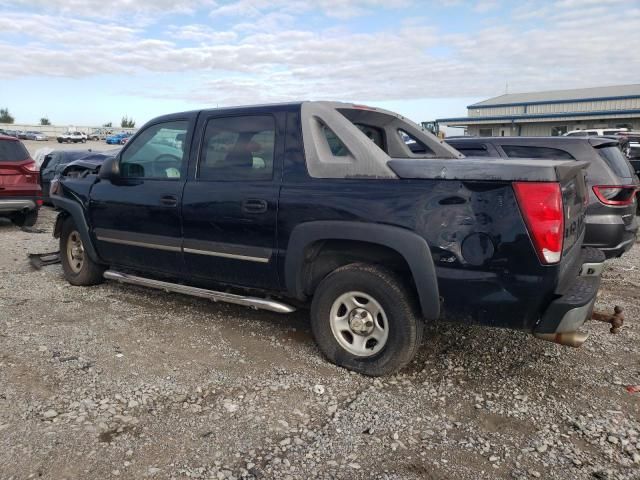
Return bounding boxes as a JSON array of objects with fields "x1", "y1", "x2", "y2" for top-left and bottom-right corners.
[
  {"x1": 0, "y1": 139, "x2": 30, "y2": 162},
  {"x1": 597, "y1": 146, "x2": 635, "y2": 178}
]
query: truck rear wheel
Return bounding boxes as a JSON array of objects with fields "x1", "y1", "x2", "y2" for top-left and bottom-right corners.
[
  {"x1": 60, "y1": 217, "x2": 105, "y2": 286},
  {"x1": 310, "y1": 263, "x2": 423, "y2": 376}
]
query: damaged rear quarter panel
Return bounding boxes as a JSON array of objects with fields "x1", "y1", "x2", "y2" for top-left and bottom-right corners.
[
  {"x1": 413, "y1": 180, "x2": 558, "y2": 330},
  {"x1": 278, "y1": 178, "x2": 557, "y2": 331}
]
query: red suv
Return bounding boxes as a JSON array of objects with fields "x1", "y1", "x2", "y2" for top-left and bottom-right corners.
[{"x1": 0, "y1": 135, "x2": 41, "y2": 226}]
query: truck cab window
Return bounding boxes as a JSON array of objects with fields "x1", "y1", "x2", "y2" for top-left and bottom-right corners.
[
  {"x1": 199, "y1": 115, "x2": 275, "y2": 181},
  {"x1": 355, "y1": 123, "x2": 386, "y2": 152},
  {"x1": 120, "y1": 121, "x2": 188, "y2": 179}
]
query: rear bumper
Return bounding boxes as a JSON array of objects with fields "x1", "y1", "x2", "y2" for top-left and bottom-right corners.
[
  {"x1": 579, "y1": 246, "x2": 606, "y2": 277},
  {"x1": 584, "y1": 213, "x2": 638, "y2": 259},
  {"x1": 0, "y1": 198, "x2": 37, "y2": 214},
  {"x1": 533, "y1": 247, "x2": 604, "y2": 343},
  {"x1": 535, "y1": 276, "x2": 599, "y2": 334}
]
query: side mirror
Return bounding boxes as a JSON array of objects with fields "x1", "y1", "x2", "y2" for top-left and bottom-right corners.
[{"x1": 98, "y1": 155, "x2": 120, "y2": 181}]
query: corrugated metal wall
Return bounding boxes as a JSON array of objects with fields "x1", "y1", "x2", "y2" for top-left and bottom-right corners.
[
  {"x1": 471, "y1": 98, "x2": 640, "y2": 117},
  {"x1": 465, "y1": 119, "x2": 640, "y2": 137}
]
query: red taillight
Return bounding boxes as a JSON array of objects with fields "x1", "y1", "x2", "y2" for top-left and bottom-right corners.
[
  {"x1": 513, "y1": 182, "x2": 564, "y2": 265},
  {"x1": 592, "y1": 185, "x2": 638, "y2": 206},
  {"x1": 21, "y1": 159, "x2": 38, "y2": 172}
]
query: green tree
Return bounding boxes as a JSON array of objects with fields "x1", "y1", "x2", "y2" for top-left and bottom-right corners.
[
  {"x1": 121, "y1": 116, "x2": 135, "y2": 128},
  {"x1": 40, "y1": 117, "x2": 51, "y2": 126},
  {"x1": 103, "y1": 122, "x2": 113, "y2": 128},
  {"x1": 0, "y1": 108, "x2": 14, "y2": 124}
]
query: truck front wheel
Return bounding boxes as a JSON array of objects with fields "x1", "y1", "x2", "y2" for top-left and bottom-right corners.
[
  {"x1": 310, "y1": 263, "x2": 423, "y2": 376},
  {"x1": 60, "y1": 217, "x2": 105, "y2": 286}
]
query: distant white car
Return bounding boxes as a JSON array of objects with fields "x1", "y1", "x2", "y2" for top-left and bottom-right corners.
[
  {"x1": 564, "y1": 128, "x2": 628, "y2": 137},
  {"x1": 56, "y1": 131, "x2": 87, "y2": 143}
]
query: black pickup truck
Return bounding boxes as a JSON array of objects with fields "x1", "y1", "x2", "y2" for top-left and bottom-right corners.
[{"x1": 50, "y1": 102, "x2": 603, "y2": 375}]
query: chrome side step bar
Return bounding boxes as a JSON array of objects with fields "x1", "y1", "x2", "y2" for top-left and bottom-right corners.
[{"x1": 103, "y1": 270, "x2": 296, "y2": 314}]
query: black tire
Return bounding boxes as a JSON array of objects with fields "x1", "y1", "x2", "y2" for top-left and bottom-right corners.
[
  {"x1": 310, "y1": 263, "x2": 423, "y2": 376},
  {"x1": 60, "y1": 217, "x2": 105, "y2": 286},
  {"x1": 12, "y1": 209, "x2": 38, "y2": 227}
]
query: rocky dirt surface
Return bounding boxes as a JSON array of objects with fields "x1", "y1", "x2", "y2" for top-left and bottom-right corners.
[{"x1": 1, "y1": 208, "x2": 639, "y2": 480}]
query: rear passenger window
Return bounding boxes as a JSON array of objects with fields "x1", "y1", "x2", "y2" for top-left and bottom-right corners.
[
  {"x1": 199, "y1": 115, "x2": 275, "y2": 181},
  {"x1": 501, "y1": 145, "x2": 575, "y2": 160}
]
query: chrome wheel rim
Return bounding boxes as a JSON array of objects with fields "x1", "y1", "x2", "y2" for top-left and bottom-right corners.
[
  {"x1": 329, "y1": 291, "x2": 388, "y2": 357},
  {"x1": 66, "y1": 230, "x2": 84, "y2": 273}
]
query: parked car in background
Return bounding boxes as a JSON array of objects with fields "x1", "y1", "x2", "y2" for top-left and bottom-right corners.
[
  {"x1": 39, "y1": 149, "x2": 93, "y2": 202},
  {"x1": 2, "y1": 130, "x2": 20, "y2": 138},
  {"x1": 614, "y1": 131, "x2": 640, "y2": 160},
  {"x1": 446, "y1": 136, "x2": 639, "y2": 259},
  {"x1": 564, "y1": 128, "x2": 628, "y2": 137},
  {"x1": 60, "y1": 148, "x2": 120, "y2": 178},
  {"x1": 41, "y1": 148, "x2": 121, "y2": 201},
  {"x1": 25, "y1": 131, "x2": 47, "y2": 141},
  {"x1": 50, "y1": 101, "x2": 602, "y2": 375},
  {"x1": 105, "y1": 132, "x2": 132, "y2": 145},
  {"x1": 57, "y1": 131, "x2": 87, "y2": 143},
  {"x1": 88, "y1": 129, "x2": 113, "y2": 141},
  {"x1": 0, "y1": 134, "x2": 41, "y2": 226}
]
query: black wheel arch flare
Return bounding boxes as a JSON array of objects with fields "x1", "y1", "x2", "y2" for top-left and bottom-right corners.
[{"x1": 284, "y1": 221, "x2": 440, "y2": 320}]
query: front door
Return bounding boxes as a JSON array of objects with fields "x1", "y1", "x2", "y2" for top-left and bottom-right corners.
[
  {"x1": 181, "y1": 112, "x2": 283, "y2": 289},
  {"x1": 90, "y1": 118, "x2": 193, "y2": 275}
]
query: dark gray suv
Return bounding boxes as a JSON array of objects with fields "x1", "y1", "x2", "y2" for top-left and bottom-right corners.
[{"x1": 446, "y1": 136, "x2": 639, "y2": 259}]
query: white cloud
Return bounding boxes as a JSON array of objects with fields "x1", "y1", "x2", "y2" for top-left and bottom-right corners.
[
  {"x1": 209, "y1": 0, "x2": 412, "y2": 20},
  {"x1": 0, "y1": 0, "x2": 216, "y2": 17},
  {"x1": 473, "y1": 0, "x2": 499, "y2": 13},
  {"x1": 169, "y1": 24, "x2": 238, "y2": 43},
  {"x1": 0, "y1": 2, "x2": 639, "y2": 108}
]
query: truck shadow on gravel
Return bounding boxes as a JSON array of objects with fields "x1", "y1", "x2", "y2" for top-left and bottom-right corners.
[{"x1": 104, "y1": 279, "x2": 550, "y2": 379}]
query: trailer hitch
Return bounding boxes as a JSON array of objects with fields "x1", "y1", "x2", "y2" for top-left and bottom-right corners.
[{"x1": 591, "y1": 306, "x2": 624, "y2": 334}]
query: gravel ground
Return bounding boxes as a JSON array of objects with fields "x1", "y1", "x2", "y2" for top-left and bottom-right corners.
[{"x1": 1, "y1": 208, "x2": 639, "y2": 480}]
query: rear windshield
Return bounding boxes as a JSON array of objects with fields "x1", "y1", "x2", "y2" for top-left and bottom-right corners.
[
  {"x1": 597, "y1": 146, "x2": 635, "y2": 178},
  {"x1": 447, "y1": 143, "x2": 491, "y2": 157},
  {"x1": 0, "y1": 139, "x2": 29, "y2": 162},
  {"x1": 335, "y1": 107, "x2": 452, "y2": 159}
]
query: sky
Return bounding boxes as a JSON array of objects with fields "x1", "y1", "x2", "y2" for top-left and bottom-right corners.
[{"x1": 0, "y1": 0, "x2": 639, "y2": 128}]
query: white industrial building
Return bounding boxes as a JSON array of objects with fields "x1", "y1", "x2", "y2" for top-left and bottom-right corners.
[{"x1": 438, "y1": 84, "x2": 640, "y2": 136}]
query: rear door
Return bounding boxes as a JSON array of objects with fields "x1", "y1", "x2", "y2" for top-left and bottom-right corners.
[
  {"x1": 90, "y1": 116, "x2": 195, "y2": 275},
  {"x1": 181, "y1": 111, "x2": 284, "y2": 289}
]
